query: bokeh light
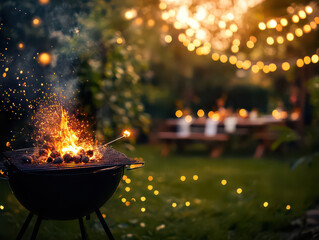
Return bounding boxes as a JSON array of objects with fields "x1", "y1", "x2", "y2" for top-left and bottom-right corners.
[{"x1": 38, "y1": 52, "x2": 51, "y2": 66}]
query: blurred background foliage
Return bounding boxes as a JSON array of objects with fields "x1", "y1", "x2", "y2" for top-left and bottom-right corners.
[{"x1": 1, "y1": 0, "x2": 319, "y2": 147}]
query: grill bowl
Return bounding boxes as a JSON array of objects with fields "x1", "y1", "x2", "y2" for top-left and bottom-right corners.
[{"x1": 8, "y1": 165, "x2": 124, "y2": 220}]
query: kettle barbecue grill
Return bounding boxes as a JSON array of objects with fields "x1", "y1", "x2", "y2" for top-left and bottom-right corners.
[{"x1": 0, "y1": 147, "x2": 143, "y2": 240}]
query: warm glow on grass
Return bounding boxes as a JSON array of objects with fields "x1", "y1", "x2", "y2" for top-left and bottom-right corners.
[{"x1": 125, "y1": 178, "x2": 131, "y2": 184}]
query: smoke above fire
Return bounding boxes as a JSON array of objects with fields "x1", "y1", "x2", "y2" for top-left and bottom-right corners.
[{"x1": 0, "y1": 1, "x2": 89, "y2": 149}]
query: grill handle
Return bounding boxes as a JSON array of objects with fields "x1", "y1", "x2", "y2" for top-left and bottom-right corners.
[
  {"x1": 0, "y1": 170, "x2": 9, "y2": 180},
  {"x1": 126, "y1": 162, "x2": 144, "y2": 170}
]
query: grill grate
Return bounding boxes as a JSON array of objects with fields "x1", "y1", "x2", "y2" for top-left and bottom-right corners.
[{"x1": 3, "y1": 147, "x2": 142, "y2": 173}]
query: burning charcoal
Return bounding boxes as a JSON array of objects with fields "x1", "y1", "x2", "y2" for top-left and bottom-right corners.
[
  {"x1": 74, "y1": 155, "x2": 82, "y2": 163},
  {"x1": 38, "y1": 156, "x2": 47, "y2": 162},
  {"x1": 43, "y1": 142, "x2": 54, "y2": 151},
  {"x1": 82, "y1": 156, "x2": 89, "y2": 163},
  {"x1": 53, "y1": 156, "x2": 63, "y2": 164},
  {"x1": 47, "y1": 156, "x2": 53, "y2": 163},
  {"x1": 86, "y1": 150, "x2": 94, "y2": 157},
  {"x1": 39, "y1": 148, "x2": 49, "y2": 156},
  {"x1": 63, "y1": 153, "x2": 73, "y2": 163},
  {"x1": 77, "y1": 149, "x2": 85, "y2": 156},
  {"x1": 21, "y1": 155, "x2": 32, "y2": 164},
  {"x1": 89, "y1": 158, "x2": 96, "y2": 162},
  {"x1": 50, "y1": 150, "x2": 61, "y2": 158}
]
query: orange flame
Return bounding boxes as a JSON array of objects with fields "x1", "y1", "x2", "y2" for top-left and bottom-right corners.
[
  {"x1": 34, "y1": 104, "x2": 99, "y2": 161},
  {"x1": 54, "y1": 108, "x2": 92, "y2": 156}
]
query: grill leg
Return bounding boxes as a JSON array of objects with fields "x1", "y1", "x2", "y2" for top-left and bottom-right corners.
[
  {"x1": 16, "y1": 212, "x2": 34, "y2": 240},
  {"x1": 30, "y1": 216, "x2": 42, "y2": 240},
  {"x1": 78, "y1": 217, "x2": 87, "y2": 240},
  {"x1": 95, "y1": 209, "x2": 114, "y2": 240}
]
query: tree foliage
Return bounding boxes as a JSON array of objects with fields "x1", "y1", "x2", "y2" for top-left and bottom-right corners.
[{"x1": 67, "y1": 0, "x2": 151, "y2": 139}]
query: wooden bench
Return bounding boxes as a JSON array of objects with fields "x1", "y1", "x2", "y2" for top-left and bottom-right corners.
[{"x1": 158, "y1": 132, "x2": 229, "y2": 158}]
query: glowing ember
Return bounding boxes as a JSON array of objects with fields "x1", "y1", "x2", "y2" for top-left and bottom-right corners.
[
  {"x1": 123, "y1": 130, "x2": 131, "y2": 137},
  {"x1": 32, "y1": 18, "x2": 41, "y2": 27},
  {"x1": 18, "y1": 43, "x2": 24, "y2": 49}
]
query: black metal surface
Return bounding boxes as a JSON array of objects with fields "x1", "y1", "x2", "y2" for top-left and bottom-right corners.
[
  {"x1": 96, "y1": 209, "x2": 115, "y2": 240},
  {"x1": 31, "y1": 216, "x2": 42, "y2": 240},
  {"x1": 3, "y1": 147, "x2": 142, "y2": 173},
  {"x1": 0, "y1": 146, "x2": 143, "y2": 239},
  {"x1": 79, "y1": 217, "x2": 87, "y2": 240},
  {"x1": 8, "y1": 165, "x2": 124, "y2": 220}
]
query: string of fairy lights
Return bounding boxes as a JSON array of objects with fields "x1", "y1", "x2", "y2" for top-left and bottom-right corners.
[
  {"x1": 124, "y1": 1, "x2": 319, "y2": 74},
  {"x1": 162, "y1": 2, "x2": 319, "y2": 73}
]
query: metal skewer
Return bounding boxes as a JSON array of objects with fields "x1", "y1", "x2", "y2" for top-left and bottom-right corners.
[{"x1": 100, "y1": 130, "x2": 131, "y2": 148}]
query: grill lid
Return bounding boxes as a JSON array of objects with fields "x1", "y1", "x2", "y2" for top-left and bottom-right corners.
[{"x1": 3, "y1": 147, "x2": 143, "y2": 173}]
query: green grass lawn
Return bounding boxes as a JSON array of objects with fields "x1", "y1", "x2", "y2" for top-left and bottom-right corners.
[{"x1": 1, "y1": 145, "x2": 319, "y2": 239}]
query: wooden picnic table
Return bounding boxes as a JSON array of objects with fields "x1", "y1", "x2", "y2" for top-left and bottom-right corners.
[{"x1": 158, "y1": 116, "x2": 287, "y2": 158}]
